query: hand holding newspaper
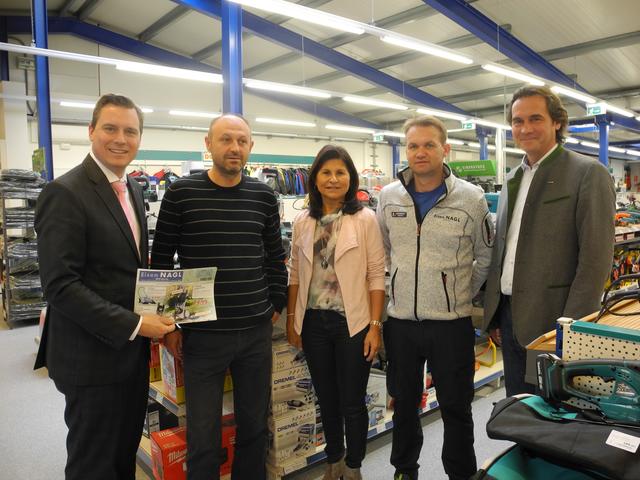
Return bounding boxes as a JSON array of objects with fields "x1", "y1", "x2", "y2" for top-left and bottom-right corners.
[{"x1": 134, "y1": 267, "x2": 217, "y2": 324}]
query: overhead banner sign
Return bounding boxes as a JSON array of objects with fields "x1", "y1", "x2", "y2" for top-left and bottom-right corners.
[{"x1": 448, "y1": 160, "x2": 496, "y2": 177}]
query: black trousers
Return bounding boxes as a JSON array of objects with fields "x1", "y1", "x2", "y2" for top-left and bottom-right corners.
[
  {"x1": 385, "y1": 316, "x2": 477, "y2": 480},
  {"x1": 182, "y1": 322, "x2": 272, "y2": 480},
  {"x1": 54, "y1": 360, "x2": 149, "y2": 480},
  {"x1": 496, "y1": 295, "x2": 535, "y2": 396},
  {"x1": 301, "y1": 309, "x2": 371, "y2": 469}
]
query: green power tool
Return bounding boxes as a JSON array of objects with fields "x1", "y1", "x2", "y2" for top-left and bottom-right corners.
[{"x1": 536, "y1": 353, "x2": 640, "y2": 424}]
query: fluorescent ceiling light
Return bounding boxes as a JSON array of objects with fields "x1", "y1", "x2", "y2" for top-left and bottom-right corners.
[
  {"x1": 256, "y1": 117, "x2": 316, "y2": 127},
  {"x1": 375, "y1": 130, "x2": 405, "y2": 138},
  {"x1": 117, "y1": 61, "x2": 223, "y2": 84},
  {"x1": 504, "y1": 147, "x2": 525, "y2": 154},
  {"x1": 550, "y1": 86, "x2": 594, "y2": 104},
  {"x1": 0, "y1": 41, "x2": 120, "y2": 66},
  {"x1": 564, "y1": 137, "x2": 580, "y2": 144},
  {"x1": 228, "y1": 0, "x2": 365, "y2": 35},
  {"x1": 169, "y1": 110, "x2": 221, "y2": 119},
  {"x1": 447, "y1": 139, "x2": 465, "y2": 145},
  {"x1": 381, "y1": 35, "x2": 473, "y2": 65},
  {"x1": 245, "y1": 79, "x2": 331, "y2": 99},
  {"x1": 417, "y1": 108, "x2": 466, "y2": 121},
  {"x1": 141, "y1": 107, "x2": 154, "y2": 113},
  {"x1": 325, "y1": 124, "x2": 376, "y2": 134},
  {"x1": 60, "y1": 101, "x2": 94, "y2": 109},
  {"x1": 608, "y1": 146, "x2": 626, "y2": 153},
  {"x1": 636, "y1": 116, "x2": 640, "y2": 122},
  {"x1": 343, "y1": 96, "x2": 408, "y2": 111},
  {"x1": 482, "y1": 64, "x2": 544, "y2": 86},
  {"x1": 627, "y1": 150, "x2": 640, "y2": 157},
  {"x1": 580, "y1": 141, "x2": 600, "y2": 148},
  {"x1": 473, "y1": 118, "x2": 511, "y2": 130},
  {"x1": 570, "y1": 123, "x2": 596, "y2": 129},
  {"x1": 604, "y1": 103, "x2": 635, "y2": 118},
  {"x1": 467, "y1": 142, "x2": 496, "y2": 151}
]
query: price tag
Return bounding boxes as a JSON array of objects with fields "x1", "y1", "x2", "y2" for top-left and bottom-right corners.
[{"x1": 606, "y1": 429, "x2": 640, "y2": 453}]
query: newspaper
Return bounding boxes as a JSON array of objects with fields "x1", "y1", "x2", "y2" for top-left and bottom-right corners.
[{"x1": 134, "y1": 267, "x2": 217, "y2": 324}]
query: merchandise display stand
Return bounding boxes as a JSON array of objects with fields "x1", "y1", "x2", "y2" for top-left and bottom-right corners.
[
  {"x1": 0, "y1": 179, "x2": 46, "y2": 327},
  {"x1": 136, "y1": 352, "x2": 503, "y2": 479}
]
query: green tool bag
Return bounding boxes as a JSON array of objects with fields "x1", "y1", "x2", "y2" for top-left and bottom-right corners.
[{"x1": 486, "y1": 395, "x2": 640, "y2": 480}]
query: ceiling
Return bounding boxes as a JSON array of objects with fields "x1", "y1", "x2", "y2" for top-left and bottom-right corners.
[{"x1": 2, "y1": 0, "x2": 640, "y2": 150}]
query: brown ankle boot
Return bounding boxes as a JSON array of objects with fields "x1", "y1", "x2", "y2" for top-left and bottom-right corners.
[
  {"x1": 343, "y1": 465, "x2": 363, "y2": 480},
  {"x1": 322, "y1": 458, "x2": 345, "y2": 480}
]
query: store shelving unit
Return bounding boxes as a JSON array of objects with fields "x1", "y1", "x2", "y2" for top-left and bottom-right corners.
[
  {"x1": 0, "y1": 183, "x2": 45, "y2": 327},
  {"x1": 137, "y1": 354, "x2": 503, "y2": 479}
]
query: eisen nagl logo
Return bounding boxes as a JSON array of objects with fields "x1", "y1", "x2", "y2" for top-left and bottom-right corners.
[{"x1": 433, "y1": 213, "x2": 461, "y2": 223}]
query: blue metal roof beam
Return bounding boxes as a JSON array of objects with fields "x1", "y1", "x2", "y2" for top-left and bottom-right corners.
[
  {"x1": 171, "y1": 0, "x2": 468, "y2": 115},
  {"x1": 423, "y1": 0, "x2": 580, "y2": 89},
  {"x1": 422, "y1": 0, "x2": 640, "y2": 134},
  {"x1": 5, "y1": 15, "x2": 381, "y2": 129}
]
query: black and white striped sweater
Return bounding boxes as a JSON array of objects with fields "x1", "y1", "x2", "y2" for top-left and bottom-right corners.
[{"x1": 151, "y1": 172, "x2": 287, "y2": 330}]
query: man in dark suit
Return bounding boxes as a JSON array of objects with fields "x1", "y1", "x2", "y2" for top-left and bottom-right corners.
[
  {"x1": 482, "y1": 86, "x2": 615, "y2": 396},
  {"x1": 34, "y1": 93, "x2": 175, "y2": 479}
]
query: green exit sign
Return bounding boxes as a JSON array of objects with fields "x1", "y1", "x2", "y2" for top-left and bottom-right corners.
[
  {"x1": 461, "y1": 121, "x2": 475, "y2": 130},
  {"x1": 372, "y1": 133, "x2": 385, "y2": 142},
  {"x1": 587, "y1": 103, "x2": 606, "y2": 116}
]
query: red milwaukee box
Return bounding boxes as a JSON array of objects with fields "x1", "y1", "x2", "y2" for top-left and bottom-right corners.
[
  {"x1": 150, "y1": 426, "x2": 187, "y2": 480},
  {"x1": 220, "y1": 413, "x2": 236, "y2": 476},
  {"x1": 150, "y1": 340, "x2": 161, "y2": 382}
]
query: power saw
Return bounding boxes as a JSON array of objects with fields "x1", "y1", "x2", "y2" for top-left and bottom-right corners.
[{"x1": 536, "y1": 353, "x2": 640, "y2": 424}]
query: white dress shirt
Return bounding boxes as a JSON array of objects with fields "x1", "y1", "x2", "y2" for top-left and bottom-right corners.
[
  {"x1": 90, "y1": 152, "x2": 143, "y2": 340},
  {"x1": 500, "y1": 144, "x2": 558, "y2": 295}
]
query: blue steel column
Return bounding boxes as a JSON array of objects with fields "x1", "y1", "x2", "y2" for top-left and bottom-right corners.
[
  {"x1": 392, "y1": 141, "x2": 400, "y2": 177},
  {"x1": 0, "y1": 17, "x2": 9, "y2": 81},
  {"x1": 221, "y1": 1, "x2": 243, "y2": 114},
  {"x1": 478, "y1": 131, "x2": 488, "y2": 160},
  {"x1": 596, "y1": 114, "x2": 609, "y2": 167},
  {"x1": 32, "y1": 0, "x2": 53, "y2": 180}
]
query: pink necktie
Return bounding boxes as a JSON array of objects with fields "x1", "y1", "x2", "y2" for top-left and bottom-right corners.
[{"x1": 112, "y1": 181, "x2": 140, "y2": 251}]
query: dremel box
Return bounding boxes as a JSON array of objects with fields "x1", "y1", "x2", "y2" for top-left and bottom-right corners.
[
  {"x1": 271, "y1": 364, "x2": 313, "y2": 403},
  {"x1": 268, "y1": 404, "x2": 316, "y2": 465},
  {"x1": 272, "y1": 339, "x2": 307, "y2": 373}
]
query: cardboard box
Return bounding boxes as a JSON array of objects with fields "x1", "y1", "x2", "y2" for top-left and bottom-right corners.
[
  {"x1": 220, "y1": 414, "x2": 236, "y2": 476},
  {"x1": 366, "y1": 371, "x2": 386, "y2": 409},
  {"x1": 150, "y1": 426, "x2": 187, "y2": 480},
  {"x1": 272, "y1": 339, "x2": 307, "y2": 373},
  {"x1": 268, "y1": 404, "x2": 316, "y2": 465},
  {"x1": 160, "y1": 344, "x2": 185, "y2": 404},
  {"x1": 271, "y1": 364, "x2": 313, "y2": 403},
  {"x1": 143, "y1": 398, "x2": 180, "y2": 438},
  {"x1": 271, "y1": 391, "x2": 316, "y2": 419},
  {"x1": 150, "y1": 341, "x2": 161, "y2": 382}
]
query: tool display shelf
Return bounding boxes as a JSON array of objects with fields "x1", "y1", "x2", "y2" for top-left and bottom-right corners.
[{"x1": 0, "y1": 195, "x2": 45, "y2": 327}]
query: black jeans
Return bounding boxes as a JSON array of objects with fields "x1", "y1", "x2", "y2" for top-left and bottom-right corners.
[
  {"x1": 182, "y1": 322, "x2": 272, "y2": 480},
  {"x1": 497, "y1": 295, "x2": 535, "y2": 396},
  {"x1": 385, "y1": 316, "x2": 477, "y2": 480},
  {"x1": 301, "y1": 309, "x2": 371, "y2": 469}
]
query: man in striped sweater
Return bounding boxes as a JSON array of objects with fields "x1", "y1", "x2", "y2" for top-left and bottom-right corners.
[{"x1": 151, "y1": 114, "x2": 287, "y2": 480}]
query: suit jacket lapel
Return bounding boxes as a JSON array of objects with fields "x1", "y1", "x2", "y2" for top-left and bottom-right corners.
[
  {"x1": 83, "y1": 156, "x2": 142, "y2": 263},
  {"x1": 506, "y1": 166, "x2": 523, "y2": 228}
]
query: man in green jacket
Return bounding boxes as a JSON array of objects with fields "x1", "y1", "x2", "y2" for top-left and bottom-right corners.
[{"x1": 482, "y1": 86, "x2": 615, "y2": 396}]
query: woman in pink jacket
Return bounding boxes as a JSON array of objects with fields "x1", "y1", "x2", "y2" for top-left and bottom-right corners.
[{"x1": 287, "y1": 145, "x2": 386, "y2": 480}]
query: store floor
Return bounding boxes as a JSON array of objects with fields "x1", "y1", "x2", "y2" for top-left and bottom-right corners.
[{"x1": 0, "y1": 320, "x2": 511, "y2": 480}]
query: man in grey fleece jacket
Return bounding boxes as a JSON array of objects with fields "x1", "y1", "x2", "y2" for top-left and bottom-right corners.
[{"x1": 376, "y1": 116, "x2": 493, "y2": 480}]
